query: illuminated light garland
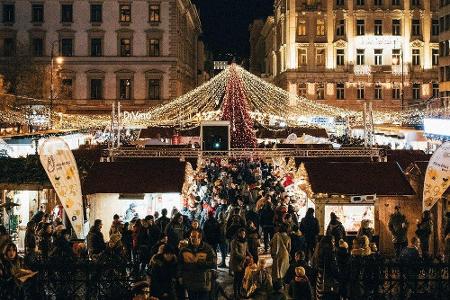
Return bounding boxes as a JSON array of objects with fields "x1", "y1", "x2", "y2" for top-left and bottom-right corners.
[{"x1": 1, "y1": 64, "x2": 449, "y2": 129}]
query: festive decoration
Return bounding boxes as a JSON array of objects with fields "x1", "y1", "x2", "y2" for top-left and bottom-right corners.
[
  {"x1": 221, "y1": 66, "x2": 257, "y2": 148},
  {"x1": 423, "y1": 142, "x2": 450, "y2": 211}
]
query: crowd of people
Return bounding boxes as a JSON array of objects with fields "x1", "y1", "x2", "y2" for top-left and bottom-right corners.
[{"x1": 1, "y1": 159, "x2": 450, "y2": 300}]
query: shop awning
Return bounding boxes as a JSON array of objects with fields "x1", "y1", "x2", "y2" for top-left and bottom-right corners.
[
  {"x1": 304, "y1": 162, "x2": 416, "y2": 196},
  {"x1": 83, "y1": 159, "x2": 187, "y2": 194}
]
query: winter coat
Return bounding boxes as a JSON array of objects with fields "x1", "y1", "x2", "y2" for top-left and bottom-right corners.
[
  {"x1": 290, "y1": 231, "x2": 306, "y2": 258},
  {"x1": 259, "y1": 203, "x2": 275, "y2": 228},
  {"x1": 24, "y1": 230, "x2": 36, "y2": 254},
  {"x1": 225, "y1": 217, "x2": 245, "y2": 240},
  {"x1": 178, "y1": 241, "x2": 216, "y2": 292},
  {"x1": 109, "y1": 220, "x2": 122, "y2": 237},
  {"x1": 246, "y1": 226, "x2": 260, "y2": 260},
  {"x1": 229, "y1": 237, "x2": 248, "y2": 272},
  {"x1": 299, "y1": 215, "x2": 320, "y2": 244},
  {"x1": 357, "y1": 220, "x2": 374, "y2": 242},
  {"x1": 271, "y1": 232, "x2": 291, "y2": 280},
  {"x1": 156, "y1": 216, "x2": 171, "y2": 234},
  {"x1": 147, "y1": 224, "x2": 162, "y2": 248},
  {"x1": 326, "y1": 220, "x2": 346, "y2": 242},
  {"x1": 416, "y1": 218, "x2": 433, "y2": 245},
  {"x1": 289, "y1": 276, "x2": 313, "y2": 300},
  {"x1": 149, "y1": 253, "x2": 177, "y2": 299},
  {"x1": 247, "y1": 268, "x2": 273, "y2": 299},
  {"x1": 87, "y1": 227, "x2": 106, "y2": 257},
  {"x1": 165, "y1": 222, "x2": 188, "y2": 247},
  {"x1": 388, "y1": 212, "x2": 408, "y2": 243},
  {"x1": 38, "y1": 230, "x2": 53, "y2": 258},
  {"x1": 284, "y1": 260, "x2": 314, "y2": 285},
  {"x1": 203, "y1": 218, "x2": 222, "y2": 246}
]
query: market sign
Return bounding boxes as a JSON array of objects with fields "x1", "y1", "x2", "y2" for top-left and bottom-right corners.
[
  {"x1": 39, "y1": 137, "x2": 84, "y2": 238},
  {"x1": 423, "y1": 142, "x2": 450, "y2": 211}
]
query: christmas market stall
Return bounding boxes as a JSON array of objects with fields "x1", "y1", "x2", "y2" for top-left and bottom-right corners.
[
  {"x1": 296, "y1": 161, "x2": 418, "y2": 255},
  {"x1": 83, "y1": 159, "x2": 189, "y2": 239}
]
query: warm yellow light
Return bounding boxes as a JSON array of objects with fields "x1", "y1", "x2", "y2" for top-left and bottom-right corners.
[{"x1": 55, "y1": 57, "x2": 64, "y2": 65}]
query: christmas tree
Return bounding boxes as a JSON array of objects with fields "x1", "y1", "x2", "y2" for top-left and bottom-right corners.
[{"x1": 221, "y1": 64, "x2": 257, "y2": 148}]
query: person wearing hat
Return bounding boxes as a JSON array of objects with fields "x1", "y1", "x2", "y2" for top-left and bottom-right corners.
[
  {"x1": 388, "y1": 205, "x2": 409, "y2": 257},
  {"x1": 149, "y1": 244, "x2": 177, "y2": 300},
  {"x1": 288, "y1": 266, "x2": 312, "y2": 300},
  {"x1": 326, "y1": 212, "x2": 346, "y2": 243}
]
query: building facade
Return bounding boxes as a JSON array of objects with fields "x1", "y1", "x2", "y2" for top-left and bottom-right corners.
[
  {"x1": 250, "y1": 0, "x2": 439, "y2": 110},
  {"x1": 439, "y1": 0, "x2": 450, "y2": 103},
  {"x1": 0, "y1": 0, "x2": 203, "y2": 113}
]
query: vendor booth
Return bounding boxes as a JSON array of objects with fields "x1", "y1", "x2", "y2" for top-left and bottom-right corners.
[
  {"x1": 296, "y1": 161, "x2": 418, "y2": 255},
  {"x1": 83, "y1": 159, "x2": 189, "y2": 239}
]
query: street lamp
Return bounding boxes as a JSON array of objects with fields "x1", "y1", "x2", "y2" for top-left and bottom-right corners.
[{"x1": 49, "y1": 40, "x2": 63, "y2": 129}]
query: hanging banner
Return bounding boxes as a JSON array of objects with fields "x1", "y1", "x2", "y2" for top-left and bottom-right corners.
[
  {"x1": 423, "y1": 142, "x2": 450, "y2": 211},
  {"x1": 39, "y1": 137, "x2": 84, "y2": 238}
]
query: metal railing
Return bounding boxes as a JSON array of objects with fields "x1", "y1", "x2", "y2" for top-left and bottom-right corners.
[{"x1": 103, "y1": 147, "x2": 384, "y2": 160}]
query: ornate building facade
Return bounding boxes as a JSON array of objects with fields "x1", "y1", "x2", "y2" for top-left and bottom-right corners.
[
  {"x1": 250, "y1": 0, "x2": 439, "y2": 110},
  {"x1": 0, "y1": 0, "x2": 203, "y2": 113},
  {"x1": 440, "y1": 0, "x2": 450, "y2": 102}
]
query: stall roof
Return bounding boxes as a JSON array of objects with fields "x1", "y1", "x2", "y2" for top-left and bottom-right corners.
[
  {"x1": 256, "y1": 127, "x2": 329, "y2": 139},
  {"x1": 83, "y1": 159, "x2": 187, "y2": 194},
  {"x1": 386, "y1": 150, "x2": 431, "y2": 170},
  {"x1": 139, "y1": 127, "x2": 200, "y2": 139},
  {"x1": 304, "y1": 162, "x2": 415, "y2": 196}
]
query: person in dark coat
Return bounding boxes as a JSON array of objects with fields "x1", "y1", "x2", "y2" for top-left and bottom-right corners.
[
  {"x1": 299, "y1": 208, "x2": 320, "y2": 260},
  {"x1": 284, "y1": 251, "x2": 314, "y2": 286},
  {"x1": 326, "y1": 212, "x2": 346, "y2": 243},
  {"x1": 165, "y1": 213, "x2": 189, "y2": 248},
  {"x1": 290, "y1": 225, "x2": 306, "y2": 259},
  {"x1": 202, "y1": 211, "x2": 221, "y2": 253},
  {"x1": 87, "y1": 219, "x2": 106, "y2": 259},
  {"x1": 336, "y1": 240, "x2": 351, "y2": 299},
  {"x1": 24, "y1": 221, "x2": 36, "y2": 256},
  {"x1": 288, "y1": 267, "x2": 313, "y2": 300},
  {"x1": 37, "y1": 223, "x2": 53, "y2": 259},
  {"x1": 259, "y1": 201, "x2": 275, "y2": 253},
  {"x1": 156, "y1": 208, "x2": 171, "y2": 233},
  {"x1": 388, "y1": 205, "x2": 409, "y2": 257},
  {"x1": 246, "y1": 220, "x2": 260, "y2": 263},
  {"x1": 149, "y1": 244, "x2": 177, "y2": 300},
  {"x1": 415, "y1": 210, "x2": 433, "y2": 258}
]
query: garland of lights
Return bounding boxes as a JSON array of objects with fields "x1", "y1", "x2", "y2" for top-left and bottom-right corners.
[
  {"x1": 221, "y1": 66, "x2": 257, "y2": 148},
  {"x1": 1, "y1": 64, "x2": 449, "y2": 129}
]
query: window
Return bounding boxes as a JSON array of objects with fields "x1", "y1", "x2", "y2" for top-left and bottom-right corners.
[
  {"x1": 90, "y1": 79, "x2": 103, "y2": 100},
  {"x1": 392, "y1": 19, "x2": 401, "y2": 36},
  {"x1": 316, "y1": 83, "x2": 324, "y2": 100},
  {"x1": 375, "y1": 83, "x2": 382, "y2": 99},
  {"x1": 149, "y1": 4, "x2": 160, "y2": 23},
  {"x1": 392, "y1": 49, "x2": 400, "y2": 65},
  {"x1": 317, "y1": 19, "x2": 325, "y2": 36},
  {"x1": 374, "y1": 0, "x2": 383, "y2": 5},
  {"x1": 432, "y1": 19, "x2": 439, "y2": 36},
  {"x1": 3, "y1": 4, "x2": 14, "y2": 23},
  {"x1": 412, "y1": 19, "x2": 420, "y2": 36},
  {"x1": 374, "y1": 49, "x2": 383, "y2": 65},
  {"x1": 432, "y1": 83, "x2": 439, "y2": 98},
  {"x1": 90, "y1": 38, "x2": 102, "y2": 57},
  {"x1": 61, "y1": 4, "x2": 73, "y2": 23},
  {"x1": 356, "y1": 49, "x2": 365, "y2": 65},
  {"x1": 357, "y1": 84, "x2": 365, "y2": 99},
  {"x1": 119, "y1": 79, "x2": 132, "y2": 100},
  {"x1": 3, "y1": 38, "x2": 14, "y2": 56},
  {"x1": 411, "y1": 0, "x2": 420, "y2": 7},
  {"x1": 356, "y1": 20, "x2": 365, "y2": 36},
  {"x1": 120, "y1": 4, "x2": 131, "y2": 22},
  {"x1": 60, "y1": 79, "x2": 73, "y2": 99},
  {"x1": 120, "y1": 38, "x2": 131, "y2": 56},
  {"x1": 392, "y1": 0, "x2": 400, "y2": 4},
  {"x1": 336, "y1": 83, "x2": 345, "y2": 100},
  {"x1": 374, "y1": 20, "x2": 383, "y2": 35},
  {"x1": 298, "y1": 48, "x2": 307, "y2": 66},
  {"x1": 298, "y1": 83, "x2": 307, "y2": 97},
  {"x1": 61, "y1": 38, "x2": 73, "y2": 56},
  {"x1": 336, "y1": 49, "x2": 345, "y2": 66},
  {"x1": 392, "y1": 84, "x2": 401, "y2": 99},
  {"x1": 148, "y1": 79, "x2": 161, "y2": 100},
  {"x1": 298, "y1": 20, "x2": 306, "y2": 36},
  {"x1": 432, "y1": 48, "x2": 439, "y2": 66},
  {"x1": 336, "y1": 0, "x2": 345, "y2": 5},
  {"x1": 412, "y1": 83, "x2": 420, "y2": 100},
  {"x1": 336, "y1": 19, "x2": 345, "y2": 36},
  {"x1": 316, "y1": 49, "x2": 325, "y2": 66},
  {"x1": 32, "y1": 38, "x2": 43, "y2": 56},
  {"x1": 149, "y1": 39, "x2": 160, "y2": 56},
  {"x1": 32, "y1": 4, "x2": 44, "y2": 23},
  {"x1": 90, "y1": 4, "x2": 102, "y2": 23},
  {"x1": 412, "y1": 49, "x2": 420, "y2": 65},
  {"x1": 356, "y1": 0, "x2": 365, "y2": 5}
]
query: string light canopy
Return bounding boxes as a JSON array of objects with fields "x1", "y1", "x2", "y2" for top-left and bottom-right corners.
[{"x1": 0, "y1": 64, "x2": 445, "y2": 129}]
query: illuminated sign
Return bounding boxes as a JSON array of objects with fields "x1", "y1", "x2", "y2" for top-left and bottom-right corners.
[{"x1": 424, "y1": 118, "x2": 450, "y2": 136}]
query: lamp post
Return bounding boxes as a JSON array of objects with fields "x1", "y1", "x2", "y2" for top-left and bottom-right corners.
[{"x1": 49, "y1": 40, "x2": 63, "y2": 130}]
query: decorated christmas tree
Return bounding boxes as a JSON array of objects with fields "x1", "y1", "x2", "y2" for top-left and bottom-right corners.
[{"x1": 221, "y1": 65, "x2": 257, "y2": 148}]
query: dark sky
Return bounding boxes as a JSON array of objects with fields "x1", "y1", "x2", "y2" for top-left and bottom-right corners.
[{"x1": 192, "y1": 0, "x2": 274, "y2": 59}]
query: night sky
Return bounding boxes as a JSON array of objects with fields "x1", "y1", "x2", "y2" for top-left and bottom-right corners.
[{"x1": 192, "y1": 0, "x2": 274, "y2": 59}]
